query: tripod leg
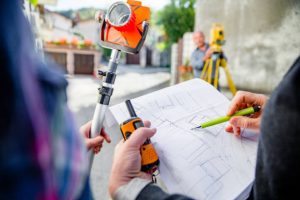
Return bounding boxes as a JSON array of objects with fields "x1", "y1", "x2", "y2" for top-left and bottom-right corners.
[
  {"x1": 201, "y1": 60, "x2": 209, "y2": 80},
  {"x1": 207, "y1": 58, "x2": 213, "y2": 84},
  {"x1": 222, "y1": 58, "x2": 237, "y2": 95},
  {"x1": 213, "y1": 58, "x2": 220, "y2": 89}
]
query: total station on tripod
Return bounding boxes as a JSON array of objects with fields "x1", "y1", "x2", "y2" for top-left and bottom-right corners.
[
  {"x1": 200, "y1": 23, "x2": 237, "y2": 96},
  {"x1": 210, "y1": 23, "x2": 225, "y2": 53},
  {"x1": 88, "y1": 1, "x2": 151, "y2": 171}
]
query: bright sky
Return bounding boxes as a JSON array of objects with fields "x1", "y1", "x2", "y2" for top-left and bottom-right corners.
[{"x1": 47, "y1": 0, "x2": 170, "y2": 11}]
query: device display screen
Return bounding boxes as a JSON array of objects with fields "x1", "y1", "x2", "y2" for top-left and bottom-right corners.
[{"x1": 133, "y1": 121, "x2": 144, "y2": 129}]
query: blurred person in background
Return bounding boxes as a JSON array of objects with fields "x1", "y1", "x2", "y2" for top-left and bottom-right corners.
[
  {"x1": 0, "y1": 0, "x2": 110, "y2": 199},
  {"x1": 108, "y1": 55, "x2": 300, "y2": 199},
  {"x1": 191, "y1": 31, "x2": 213, "y2": 78}
]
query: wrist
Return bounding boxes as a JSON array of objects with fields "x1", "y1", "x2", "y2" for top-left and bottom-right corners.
[
  {"x1": 109, "y1": 183, "x2": 123, "y2": 198},
  {"x1": 109, "y1": 174, "x2": 129, "y2": 198},
  {"x1": 112, "y1": 178, "x2": 152, "y2": 200}
]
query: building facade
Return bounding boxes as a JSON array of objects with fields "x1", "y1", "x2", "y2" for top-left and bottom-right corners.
[{"x1": 39, "y1": 10, "x2": 101, "y2": 75}]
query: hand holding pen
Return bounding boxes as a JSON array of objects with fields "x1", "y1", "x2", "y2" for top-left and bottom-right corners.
[
  {"x1": 225, "y1": 91, "x2": 268, "y2": 136},
  {"x1": 192, "y1": 91, "x2": 268, "y2": 136}
]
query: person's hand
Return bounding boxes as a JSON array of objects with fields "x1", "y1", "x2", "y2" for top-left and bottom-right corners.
[
  {"x1": 204, "y1": 48, "x2": 213, "y2": 60},
  {"x1": 225, "y1": 91, "x2": 268, "y2": 136},
  {"x1": 80, "y1": 121, "x2": 111, "y2": 154},
  {"x1": 109, "y1": 120, "x2": 156, "y2": 198}
]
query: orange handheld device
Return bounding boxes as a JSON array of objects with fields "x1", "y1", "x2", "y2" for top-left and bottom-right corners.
[{"x1": 120, "y1": 100, "x2": 160, "y2": 173}]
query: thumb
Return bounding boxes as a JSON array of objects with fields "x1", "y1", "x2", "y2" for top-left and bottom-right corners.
[
  {"x1": 127, "y1": 127, "x2": 156, "y2": 148},
  {"x1": 230, "y1": 116, "x2": 259, "y2": 130}
]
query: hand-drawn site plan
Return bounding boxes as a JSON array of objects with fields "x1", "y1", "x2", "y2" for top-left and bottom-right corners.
[{"x1": 109, "y1": 79, "x2": 258, "y2": 200}]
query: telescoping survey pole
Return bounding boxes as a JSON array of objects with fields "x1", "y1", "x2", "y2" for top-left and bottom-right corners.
[
  {"x1": 88, "y1": 1, "x2": 150, "y2": 171},
  {"x1": 88, "y1": 49, "x2": 121, "y2": 170}
]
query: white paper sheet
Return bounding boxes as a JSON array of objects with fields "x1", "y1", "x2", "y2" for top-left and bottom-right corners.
[{"x1": 109, "y1": 79, "x2": 258, "y2": 200}]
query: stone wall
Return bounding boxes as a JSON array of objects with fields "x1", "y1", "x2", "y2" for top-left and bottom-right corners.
[
  {"x1": 195, "y1": 0, "x2": 300, "y2": 92},
  {"x1": 182, "y1": 32, "x2": 196, "y2": 66}
]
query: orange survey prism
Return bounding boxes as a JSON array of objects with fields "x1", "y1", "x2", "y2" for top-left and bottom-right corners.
[
  {"x1": 96, "y1": 0, "x2": 150, "y2": 54},
  {"x1": 120, "y1": 100, "x2": 160, "y2": 173}
]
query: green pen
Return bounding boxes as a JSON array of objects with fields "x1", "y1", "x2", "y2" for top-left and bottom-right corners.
[{"x1": 192, "y1": 105, "x2": 261, "y2": 129}]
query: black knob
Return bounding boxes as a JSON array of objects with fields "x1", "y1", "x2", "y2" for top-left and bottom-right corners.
[{"x1": 98, "y1": 70, "x2": 107, "y2": 76}]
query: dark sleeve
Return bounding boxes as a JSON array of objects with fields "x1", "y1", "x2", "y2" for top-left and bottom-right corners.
[
  {"x1": 136, "y1": 184, "x2": 194, "y2": 200},
  {"x1": 76, "y1": 177, "x2": 93, "y2": 200},
  {"x1": 251, "y1": 56, "x2": 300, "y2": 199}
]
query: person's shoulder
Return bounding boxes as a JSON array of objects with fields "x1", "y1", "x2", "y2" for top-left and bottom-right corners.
[
  {"x1": 270, "y1": 56, "x2": 300, "y2": 109},
  {"x1": 279, "y1": 56, "x2": 300, "y2": 91}
]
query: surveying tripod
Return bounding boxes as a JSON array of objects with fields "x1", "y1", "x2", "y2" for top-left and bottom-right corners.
[{"x1": 200, "y1": 24, "x2": 237, "y2": 96}]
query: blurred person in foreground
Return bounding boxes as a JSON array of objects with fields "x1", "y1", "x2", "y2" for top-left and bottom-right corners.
[
  {"x1": 108, "y1": 56, "x2": 300, "y2": 199},
  {"x1": 190, "y1": 31, "x2": 213, "y2": 78},
  {"x1": 0, "y1": 1, "x2": 111, "y2": 199}
]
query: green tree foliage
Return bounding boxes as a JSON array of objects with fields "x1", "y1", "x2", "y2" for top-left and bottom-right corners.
[{"x1": 156, "y1": 0, "x2": 195, "y2": 46}]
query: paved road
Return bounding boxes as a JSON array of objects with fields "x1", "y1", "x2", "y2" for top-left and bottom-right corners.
[{"x1": 66, "y1": 66, "x2": 170, "y2": 200}]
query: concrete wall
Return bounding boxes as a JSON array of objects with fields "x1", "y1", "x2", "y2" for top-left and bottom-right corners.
[
  {"x1": 73, "y1": 20, "x2": 100, "y2": 43},
  {"x1": 171, "y1": 43, "x2": 179, "y2": 85},
  {"x1": 182, "y1": 32, "x2": 196, "y2": 66},
  {"x1": 195, "y1": 0, "x2": 300, "y2": 92},
  {"x1": 41, "y1": 11, "x2": 73, "y2": 40}
]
